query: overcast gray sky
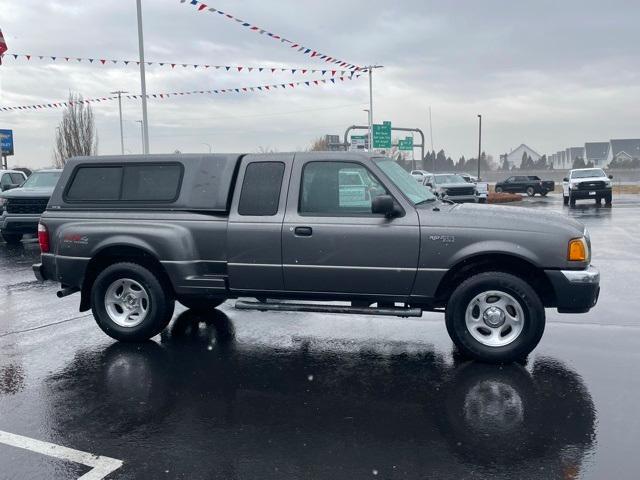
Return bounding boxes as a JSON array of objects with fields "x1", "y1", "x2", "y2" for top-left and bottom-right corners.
[{"x1": 1, "y1": 0, "x2": 639, "y2": 168}]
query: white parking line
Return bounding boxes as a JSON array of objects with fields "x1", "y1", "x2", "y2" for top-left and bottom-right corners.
[{"x1": 0, "y1": 430, "x2": 123, "y2": 480}]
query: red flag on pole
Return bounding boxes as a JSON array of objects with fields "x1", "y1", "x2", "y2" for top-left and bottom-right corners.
[{"x1": 0, "y1": 29, "x2": 8, "y2": 65}]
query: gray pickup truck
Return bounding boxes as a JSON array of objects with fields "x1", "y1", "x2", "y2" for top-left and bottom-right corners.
[{"x1": 33, "y1": 153, "x2": 600, "y2": 362}]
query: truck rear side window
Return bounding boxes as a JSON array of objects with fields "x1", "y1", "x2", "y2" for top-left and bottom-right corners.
[
  {"x1": 66, "y1": 167, "x2": 122, "y2": 201},
  {"x1": 65, "y1": 163, "x2": 182, "y2": 203},
  {"x1": 238, "y1": 162, "x2": 285, "y2": 216}
]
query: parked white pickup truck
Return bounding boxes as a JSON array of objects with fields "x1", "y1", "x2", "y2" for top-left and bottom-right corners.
[{"x1": 562, "y1": 168, "x2": 613, "y2": 207}]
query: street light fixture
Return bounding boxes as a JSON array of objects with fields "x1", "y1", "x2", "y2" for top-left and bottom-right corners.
[{"x1": 136, "y1": 0, "x2": 150, "y2": 154}]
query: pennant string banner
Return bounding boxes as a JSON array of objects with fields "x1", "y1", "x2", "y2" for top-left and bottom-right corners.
[
  {"x1": 0, "y1": 75, "x2": 360, "y2": 112},
  {"x1": 0, "y1": 53, "x2": 355, "y2": 76},
  {"x1": 178, "y1": 0, "x2": 360, "y2": 71}
]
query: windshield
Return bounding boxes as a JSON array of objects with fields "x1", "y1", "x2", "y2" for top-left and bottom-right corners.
[
  {"x1": 571, "y1": 169, "x2": 606, "y2": 179},
  {"x1": 434, "y1": 174, "x2": 466, "y2": 184},
  {"x1": 21, "y1": 171, "x2": 61, "y2": 188},
  {"x1": 374, "y1": 159, "x2": 435, "y2": 204}
]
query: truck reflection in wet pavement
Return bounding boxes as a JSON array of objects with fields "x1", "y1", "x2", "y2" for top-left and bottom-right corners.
[{"x1": 44, "y1": 309, "x2": 596, "y2": 479}]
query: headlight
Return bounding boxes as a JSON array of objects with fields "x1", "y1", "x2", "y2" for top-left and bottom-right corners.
[
  {"x1": 605, "y1": 180, "x2": 612, "y2": 187},
  {"x1": 0, "y1": 197, "x2": 6, "y2": 208},
  {"x1": 568, "y1": 237, "x2": 589, "y2": 262}
]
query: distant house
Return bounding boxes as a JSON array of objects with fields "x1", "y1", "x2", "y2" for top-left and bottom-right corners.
[
  {"x1": 584, "y1": 142, "x2": 610, "y2": 167},
  {"x1": 606, "y1": 139, "x2": 640, "y2": 164},
  {"x1": 501, "y1": 144, "x2": 542, "y2": 169}
]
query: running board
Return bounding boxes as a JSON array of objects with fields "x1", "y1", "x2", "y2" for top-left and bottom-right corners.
[{"x1": 234, "y1": 300, "x2": 423, "y2": 318}]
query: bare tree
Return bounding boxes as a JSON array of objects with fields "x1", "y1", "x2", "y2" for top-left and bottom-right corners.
[
  {"x1": 53, "y1": 92, "x2": 98, "y2": 167},
  {"x1": 308, "y1": 136, "x2": 328, "y2": 151}
]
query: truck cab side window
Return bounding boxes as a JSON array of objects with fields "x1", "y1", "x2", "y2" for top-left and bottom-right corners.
[
  {"x1": 238, "y1": 162, "x2": 285, "y2": 216},
  {"x1": 299, "y1": 161, "x2": 387, "y2": 215}
]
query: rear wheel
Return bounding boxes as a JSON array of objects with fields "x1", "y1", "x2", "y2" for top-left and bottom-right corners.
[
  {"x1": 91, "y1": 262, "x2": 175, "y2": 342},
  {"x1": 563, "y1": 195, "x2": 569, "y2": 205},
  {"x1": 526, "y1": 186, "x2": 535, "y2": 196},
  {"x1": 495, "y1": 186, "x2": 503, "y2": 193},
  {"x1": 445, "y1": 272, "x2": 545, "y2": 363},
  {"x1": 1, "y1": 232, "x2": 23, "y2": 244}
]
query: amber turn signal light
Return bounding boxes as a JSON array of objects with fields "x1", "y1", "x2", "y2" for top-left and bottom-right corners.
[{"x1": 568, "y1": 238, "x2": 587, "y2": 261}]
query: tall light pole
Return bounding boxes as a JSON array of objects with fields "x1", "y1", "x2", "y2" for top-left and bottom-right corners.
[
  {"x1": 362, "y1": 109, "x2": 370, "y2": 150},
  {"x1": 136, "y1": 0, "x2": 150, "y2": 154},
  {"x1": 477, "y1": 114, "x2": 482, "y2": 180},
  {"x1": 201, "y1": 143, "x2": 212, "y2": 153},
  {"x1": 136, "y1": 120, "x2": 144, "y2": 153},
  {"x1": 110, "y1": 90, "x2": 128, "y2": 155},
  {"x1": 364, "y1": 65, "x2": 383, "y2": 150}
]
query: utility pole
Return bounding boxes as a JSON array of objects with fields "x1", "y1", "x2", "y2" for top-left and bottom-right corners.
[
  {"x1": 136, "y1": 120, "x2": 144, "y2": 153},
  {"x1": 110, "y1": 91, "x2": 128, "y2": 155},
  {"x1": 136, "y1": 0, "x2": 150, "y2": 154},
  {"x1": 362, "y1": 109, "x2": 370, "y2": 150},
  {"x1": 477, "y1": 114, "x2": 482, "y2": 180},
  {"x1": 364, "y1": 65, "x2": 383, "y2": 151}
]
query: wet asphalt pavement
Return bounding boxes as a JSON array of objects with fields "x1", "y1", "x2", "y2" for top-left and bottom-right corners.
[{"x1": 1, "y1": 194, "x2": 639, "y2": 479}]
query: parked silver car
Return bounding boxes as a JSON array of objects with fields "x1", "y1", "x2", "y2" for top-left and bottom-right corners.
[{"x1": 423, "y1": 173, "x2": 478, "y2": 203}]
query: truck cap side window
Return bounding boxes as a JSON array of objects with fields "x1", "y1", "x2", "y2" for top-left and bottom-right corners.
[
  {"x1": 299, "y1": 161, "x2": 388, "y2": 215},
  {"x1": 238, "y1": 162, "x2": 285, "y2": 216}
]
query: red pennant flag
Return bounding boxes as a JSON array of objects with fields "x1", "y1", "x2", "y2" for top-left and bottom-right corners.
[
  {"x1": 0, "y1": 30, "x2": 7, "y2": 64},
  {"x1": 198, "y1": 3, "x2": 208, "y2": 11},
  {"x1": 237, "y1": 66, "x2": 243, "y2": 72},
  {"x1": 26, "y1": 54, "x2": 31, "y2": 60},
  {"x1": 100, "y1": 59, "x2": 106, "y2": 64},
  {"x1": 302, "y1": 69, "x2": 307, "y2": 74}
]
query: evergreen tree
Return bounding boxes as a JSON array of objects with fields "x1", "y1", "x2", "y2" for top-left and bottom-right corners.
[{"x1": 572, "y1": 157, "x2": 586, "y2": 169}]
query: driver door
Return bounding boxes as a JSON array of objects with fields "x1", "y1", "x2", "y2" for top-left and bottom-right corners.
[{"x1": 282, "y1": 158, "x2": 420, "y2": 297}]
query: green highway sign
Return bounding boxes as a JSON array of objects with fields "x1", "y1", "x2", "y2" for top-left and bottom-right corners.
[
  {"x1": 398, "y1": 136, "x2": 413, "y2": 151},
  {"x1": 372, "y1": 121, "x2": 391, "y2": 149}
]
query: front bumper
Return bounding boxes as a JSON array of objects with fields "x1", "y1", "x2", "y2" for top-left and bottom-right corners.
[
  {"x1": 545, "y1": 265, "x2": 600, "y2": 313},
  {"x1": 1, "y1": 214, "x2": 41, "y2": 234},
  {"x1": 570, "y1": 188, "x2": 611, "y2": 200},
  {"x1": 443, "y1": 194, "x2": 478, "y2": 203}
]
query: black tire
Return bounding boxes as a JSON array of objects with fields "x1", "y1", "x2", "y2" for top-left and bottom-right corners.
[
  {"x1": 569, "y1": 192, "x2": 576, "y2": 207},
  {"x1": 91, "y1": 262, "x2": 175, "y2": 342},
  {"x1": 563, "y1": 195, "x2": 569, "y2": 206},
  {"x1": 1, "y1": 232, "x2": 23, "y2": 244},
  {"x1": 179, "y1": 297, "x2": 225, "y2": 311},
  {"x1": 495, "y1": 186, "x2": 503, "y2": 193},
  {"x1": 604, "y1": 193, "x2": 612, "y2": 206},
  {"x1": 445, "y1": 272, "x2": 545, "y2": 363},
  {"x1": 526, "y1": 186, "x2": 535, "y2": 197},
  {"x1": 540, "y1": 190, "x2": 548, "y2": 197}
]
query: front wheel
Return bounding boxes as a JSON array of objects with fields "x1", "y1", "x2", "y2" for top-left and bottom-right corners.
[
  {"x1": 91, "y1": 262, "x2": 175, "y2": 342},
  {"x1": 1, "y1": 232, "x2": 23, "y2": 244},
  {"x1": 569, "y1": 192, "x2": 576, "y2": 207},
  {"x1": 563, "y1": 195, "x2": 569, "y2": 205},
  {"x1": 526, "y1": 186, "x2": 535, "y2": 196},
  {"x1": 445, "y1": 272, "x2": 545, "y2": 363}
]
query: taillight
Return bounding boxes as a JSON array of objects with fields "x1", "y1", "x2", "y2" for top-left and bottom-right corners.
[{"x1": 38, "y1": 223, "x2": 50, "y2": 253}]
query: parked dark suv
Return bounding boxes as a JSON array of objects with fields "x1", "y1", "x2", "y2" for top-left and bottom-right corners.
[{"x1": 0, "y1": 169, "x2": 62, "y2": 244}]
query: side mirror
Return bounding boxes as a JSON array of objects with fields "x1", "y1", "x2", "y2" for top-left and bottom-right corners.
[
  {"x1": 608, "y1": 175, "x2": 613, "y2": 180},
  {"x1": 563, "y1": 177, "x2": 569, "y2": 182},
  {"x1": 372, "y1": 195, "x2": 396, "y2": 217}
]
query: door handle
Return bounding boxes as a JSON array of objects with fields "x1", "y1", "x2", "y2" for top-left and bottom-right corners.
[{"x1": 294, "y1": 226, "x2": 313, "y2": 237}]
